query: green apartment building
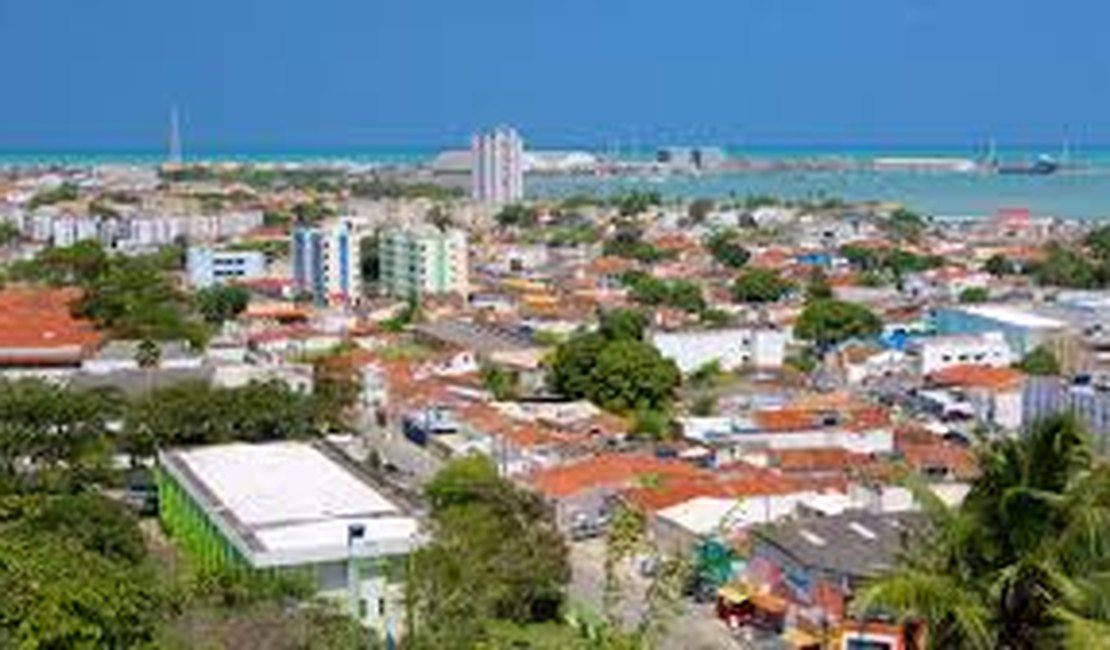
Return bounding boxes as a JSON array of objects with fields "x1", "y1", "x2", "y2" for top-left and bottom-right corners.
[{"x1": 378, "y1": 225, "x2": 469, "y2": 299}]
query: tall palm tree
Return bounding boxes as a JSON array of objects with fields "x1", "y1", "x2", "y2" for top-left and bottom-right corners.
[
  {"x1": 855, "y1": 414, "x2": 1110, "y2": 649},
  {"x1": 135, "y1": 339, "x2": 161, "y2": 395}
]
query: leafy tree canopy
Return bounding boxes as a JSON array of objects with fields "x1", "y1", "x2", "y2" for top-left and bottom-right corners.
[
  {"x1": 731, "y1": 268, "x2": 793, "y2": 303},
  {"x1": 195, "y1": 285, "x2": 250, "y2": 325},
  {"x1": 958, "y1": 287, "x2": 990, "y2": 304},
  {"x1": 704, "y1": 229, "x2": 751, "y2": 269},
  {"x1": 1014, "y1": 345, "x2": 1061, "y2": 376},
  {"x1": 857, "y1": 414, "x2": 1110, "y2": 650},
  {"x1": 793, "y1": 299, "x2": 883, "y2": 349},
  {"x1": 409, "y1": 457, "x2": 570, "y2": 647}
]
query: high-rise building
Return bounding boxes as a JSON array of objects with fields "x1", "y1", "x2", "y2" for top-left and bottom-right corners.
[
  {"x1": 292, "y1": 221, "x2": 361, "y2": 304},
  {"x1": 471, "y1": 126, "x2": 524, "y2": 204},
  {"x1": 378, "y1": 226, "x2": 469, "y2": 299}
]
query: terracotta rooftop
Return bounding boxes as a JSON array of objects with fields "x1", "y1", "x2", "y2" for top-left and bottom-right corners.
[
  {"x1": 0, "y1": 287, "x2": 103, "y2": 366},
  {"x1": 929, "y1": 364, "x2": 1025, "y2": 391},
  {"x1": 528, "y1": 453, "x2": 704, "y2": 499}
]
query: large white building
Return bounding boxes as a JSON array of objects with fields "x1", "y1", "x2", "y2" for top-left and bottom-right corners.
[
  {"x1": 157, "y1": 442, "x2": 420, "y2": 636},
  {"x1": 471, "y1": 126, "x2": 524, "y2": 204},
  {"x1": 650, "y1": 328, "x2": 787, "y2": 374},
  {"x1": 378, "y1": 226, "x2": 469, "y2": 299},
  {"x1": 917, "y1": 332, "x2": 1015, "y2": 375},
  {"x1": 292, "y1": 221, "x2": 362, "y2": 304}
]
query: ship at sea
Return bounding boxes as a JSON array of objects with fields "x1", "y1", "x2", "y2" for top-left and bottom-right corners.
[
  {"x1": 985, "y1": 139, "x2": 1065, "y2": 176},
  {"x1": 994, "y1": 154, "x2": 1060, "y2": 176}
]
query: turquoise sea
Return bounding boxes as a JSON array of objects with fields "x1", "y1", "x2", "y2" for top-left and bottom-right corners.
[{"x1": 5, "y1": 145, "x2": 1110, "y2": 219}]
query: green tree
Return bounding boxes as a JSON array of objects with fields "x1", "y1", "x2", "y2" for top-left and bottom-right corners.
[
  {"x1": 547, "y1": 332, "x2": 609, "y2": 400},
  {"x1": 666, "y1": 280, "x2": 706, "y2": 313},
  {"x1": 77, "y1": 255, "x2": 204, "y2": 344},
  {"x1": 481, "y1": 362, "x2": 519, "y2": 401},
  {"x1": 632, "y1": 409, "x2": 672, "y2": 440},
  {"x1": 8, "y1": 239, "x2": 110, "y2": 286},
  {"x1": 983, "y1": 254, "x2": 1017, "y2": 277},
  {"x1": 495, "y1": 203, "x2": 540, "y2": 228},
  {"x1": 886, "y1": 207, "x2": 928, "y2": 242},
  {"x1": 588, "y1": 340, "x2": 681, "y2": 413},
  {"x1": 122, "y1": 380, "x2": 319, "y2": 459},
  {"x1": 613, "y1": 190, "x2": 662, "y2": 217},
  {"x1": 959, "y1": 287, "x2": 990, "y2": 304},
  {"x1": 856, "y1": 414, "x2": 1110, "y2": 649},
  {"x1": 408, "y1": 457, "x2": 571, "y2": 647},
  {"x1": 27, "y1": 182, "x2": 79, "y2": 209},
  {"x1": 0, "y1": 528, "x2": 164, "y2": 649},
  {"x1": 840, "y1": 244, "x2": 882, "y2": 271},
  {"x1": 427, "y1": 204, "x2": 453, "y2": 231},
  {"x1": 0, "y1": 379, "x2": 119, "y2": 491},
  {"x1": 1033, "y1": 244, "x2": 1100, "y2": 289},
  {"x1": 793, "y1": 299, "x2": 883, "y2": 349},
  {"x1": 1085, "y1": 224, "x2": 1110, "y2": 261},
  {"x1": 731, "y1": 268, "x2": 792, "y2": 303},
  {"x1": 598, "y1": 308, "x2": 649, "y2": 342},
  {"x1": 805, "y1": 268, "x2": 834, "y2": 302},
  {"x1": 195, "y1": 284, "x2": 251, "y2": 324},
  {"x1": 15, "y1": 493, "x2": 147, "y2": 565},
  {"x1": 603, "y1": 229, "x2": 669, "y2": 264},
  {"x1": 686, "y1": 198, "x2": 714, "y2": 224},
  {"x1": 705, "y1": 230, "x2": 750, "y2": 269},
  {"x1": 1014, "y1": 345, "x2": 1061, "y2": 376},
  {"x1": 621, "y1": 271, "x2": 670, "y2": 307},
  {"x1": 0, "y1": 222, "x2": 21, "y2": 248}
]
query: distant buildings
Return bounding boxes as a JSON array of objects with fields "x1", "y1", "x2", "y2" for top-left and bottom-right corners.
[
  {"x1": 292, "y1": 221, "x2": 361, "y2": 304},
  {"x1": 186, "y1": 246, "x2": 266, "y2": 289},
  {"x1": 378, "y1": 226, "x2": 469, "y2": 299},
  {"x1": 471, "y1": 127, "x2": 524, "y2": 204}
]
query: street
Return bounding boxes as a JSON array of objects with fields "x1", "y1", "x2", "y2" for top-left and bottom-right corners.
[{"x1": 568, "y1": 539, "x2": 741, "y2": 650}]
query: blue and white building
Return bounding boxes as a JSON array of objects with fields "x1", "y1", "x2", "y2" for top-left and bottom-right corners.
[
  {"x1": 186, "y1": 246, "x2": 266, "y2": 288},
  {"x1": 292, "y1": 221, "x2": 361, "y2": 304},
  {"x1": 932, "y1": 304, "x2": 1067, "y2": 357}
]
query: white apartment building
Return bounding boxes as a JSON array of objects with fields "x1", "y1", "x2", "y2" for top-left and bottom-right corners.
[
  {"x1": 186, "y1": 246, "x2": 267, "y2": 288},
  {"x1": 292, "y1": 220, "x2": 362, "y2": 305},
  {"x1": 917, "y1": 331, "x2": 1015, "y2": 375},
  {"x1": 471, "y1": 126, "x2": 524, "y2": 204},
  {"x1": 378, "y1": 226, "x2": 469, "y2": 299},
  {"x1": 650, "y1": 327, "x2": 787, "y2": 374}
]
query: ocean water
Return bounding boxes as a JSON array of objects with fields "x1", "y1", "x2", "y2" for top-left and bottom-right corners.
[
  {"x1": 527, "y1": 168, "x2": 1110, "y2": 220},
  {"x1": 5, "y1": 144, "x2": 1110, "y2": 219}
]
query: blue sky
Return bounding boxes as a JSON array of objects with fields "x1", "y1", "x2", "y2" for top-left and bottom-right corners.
[{"x1": 0, "y1": 0, "x2": 1107, "y2": 150}]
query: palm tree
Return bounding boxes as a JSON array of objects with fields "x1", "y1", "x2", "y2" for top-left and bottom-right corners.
[
  {"x1": 854, "y1": 413, "x2": 1110, "y2": 649},
  {"x1": 135, "y1": 339, "x2": 161, "y2": 395}
]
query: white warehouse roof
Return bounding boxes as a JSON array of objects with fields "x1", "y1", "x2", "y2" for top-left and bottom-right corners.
[
  {"x1": 160, "y1": 441, "x2": 420, "y2": 567},
  {"x1": 960, "y1": 304, "x2": 1067, "y2": 330}
]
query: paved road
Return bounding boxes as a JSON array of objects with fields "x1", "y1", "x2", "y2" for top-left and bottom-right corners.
[
  {"x1": 355, "y1": 417, "x2": 444, "y2": 486},
  {"x1": 568, "y1": 539, "x2": 740, "y2": 650}
]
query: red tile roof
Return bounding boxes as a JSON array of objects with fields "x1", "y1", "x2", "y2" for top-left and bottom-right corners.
[
  {"x1": 929, "y1": 364, "x2": 1025, "y2": 391},
  {"x1": 528, "y1": 453, "x2": 704, "y2": 499},
  {"x1": 0, "y1": 287, "x2": 103, "y2": 366}
]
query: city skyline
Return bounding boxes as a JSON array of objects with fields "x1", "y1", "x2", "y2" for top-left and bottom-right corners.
[{"x1": 3, "y1": 0, "x2": 1110, "y2": 150}]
